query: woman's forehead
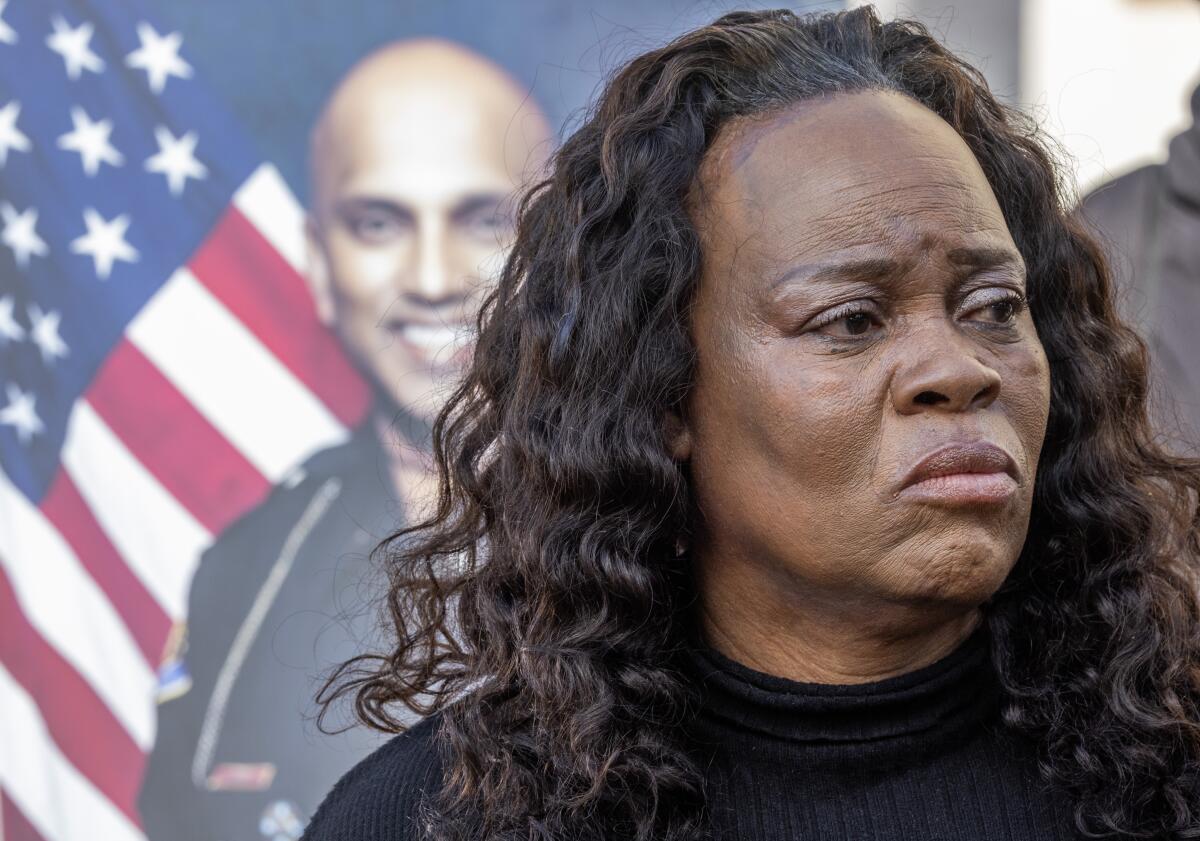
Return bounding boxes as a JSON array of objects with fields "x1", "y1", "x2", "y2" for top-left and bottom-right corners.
[{"x1": 693, "y1": 90, "x2": 1011, "y2": 265}]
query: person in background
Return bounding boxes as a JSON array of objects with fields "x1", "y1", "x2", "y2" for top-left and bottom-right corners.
[
  {"x1": 137, "y1": 38, "x2": 552, "y2": 841},
  {"x1": 1077, "y1": 61, "x2": 1200, "y2": 453}
]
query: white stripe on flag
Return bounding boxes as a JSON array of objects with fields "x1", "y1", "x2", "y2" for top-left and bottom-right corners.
[
  {"x1": 127, "y1": 267, "x2": 348, "y2": 483},
  {"x1": 0, "y1": 470, "x2": 155, "y2": 749},
  {"x1": 62, "y1": 401, "x2": 210, "y2": 621},
  {"x1": 0, "y1": 663, "x2": 145, "y2": 841},
  {"x1": 232, "y1": 163, "x2": 306, "y2": 274}
]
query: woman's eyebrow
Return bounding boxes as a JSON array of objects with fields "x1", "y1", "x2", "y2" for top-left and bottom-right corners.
[
  {"x1": 945, "y1": 245, "x2": 1025, "y2": 272},
  {"x1": 772, "y1": 245, "x2": 1026, "y2": 290},
  {"x1": 770, "y1": 256, "x2": 901, "y2": 290}
]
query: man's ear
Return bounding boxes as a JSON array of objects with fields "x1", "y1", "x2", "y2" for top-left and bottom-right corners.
[
  {"x1": 304, "y1": 215, "x2": 336, "y2": 326},
  {"x1": 664, "y1": 409, "x2": 692, "y2": 462}
]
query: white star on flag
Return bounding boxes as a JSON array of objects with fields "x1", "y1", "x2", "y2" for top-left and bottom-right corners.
[
  {"x1": 0, "y1": 383, "x2": 44, "y2": 444},
  {"x1": 0, "y1": 295, "x2": 24, "y2": 344},
  {"x1": 0, "y1": 1, "x2": 17, "y2": 45},
  {"x1": 27, "y1": 304, "x2": 69, "y2": 365},
  {"x1": 125, "y1": 22, "x2": 192, "y2": 94},
  {"x1": 0, "y1": 100, "x2": 31, "y2": 166},
  {"x1": 46, "y1": 14, "x2": 105, "y2": 80},
  {"x1": 145, "y1": 126, "x2": 207, "y2": 196},
  {"x1": 1, "y1": 203, "x2": 49, "y2": 267},
  {"x1": 58, "y1": 106, "x2": 124, "y2": 176},
  {"x1": 71, "y1": 207, "x2": 139, "y2": 279}
]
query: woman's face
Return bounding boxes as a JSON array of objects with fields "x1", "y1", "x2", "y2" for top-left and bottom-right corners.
[{"x1": 679, "y1": 90, "x2": 1051, "y2": 635}]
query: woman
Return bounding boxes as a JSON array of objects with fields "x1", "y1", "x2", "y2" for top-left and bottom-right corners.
[{"x1": 304, "y1": 7, "x2": 1200, "y2": 840}]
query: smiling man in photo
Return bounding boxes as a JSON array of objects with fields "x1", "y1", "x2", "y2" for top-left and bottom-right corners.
[{"x1": 306, "y1": 37, "x2": 554, "y2": 516}]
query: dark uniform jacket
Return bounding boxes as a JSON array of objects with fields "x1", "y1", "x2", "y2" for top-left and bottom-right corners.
[
  {"x1": 138, "y1": 420, "x2": 413, "y2": 841},
  {"x1": 1078, "y1": 81, "x2": 1200, "y2": 452}
]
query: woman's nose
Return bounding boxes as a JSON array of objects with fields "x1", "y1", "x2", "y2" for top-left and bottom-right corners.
[{"x1": 889, "y1": 318, "x2": 1002, "y2": 415}]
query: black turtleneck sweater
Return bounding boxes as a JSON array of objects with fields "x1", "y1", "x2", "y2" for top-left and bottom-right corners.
[{"x1": 301, "y1": 627, "x2": 1080, "y2": 840}]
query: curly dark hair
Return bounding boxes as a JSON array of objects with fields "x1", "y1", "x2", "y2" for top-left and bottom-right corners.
[{"x1": 319, "y1": 6, "x2": 1200, "y2": 839}]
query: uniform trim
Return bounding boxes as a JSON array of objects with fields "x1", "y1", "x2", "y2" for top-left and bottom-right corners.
[{"x1": 190, "y1": 478, "x2": 343, "y2": 788}]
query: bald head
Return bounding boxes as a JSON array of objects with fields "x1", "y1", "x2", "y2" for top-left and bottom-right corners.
[
  {"x1": 310, "y1": 38, "x2": 551, "y2": 217},
  {"x1": 305, "y1": 39, "x2": 552, "y2": 426}
]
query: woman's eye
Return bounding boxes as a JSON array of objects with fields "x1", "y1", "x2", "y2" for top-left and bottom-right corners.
[
  {"x1": 968, "y1": 291, "x2": 1027, "y2": 325},
  {"x1": 812, "y1": 306, "x2": 879, "y2": 337},
  {"x1": 837, "y1": 311, "x2": 875, "y2": 336},
  {"x1": 988, "y1": 300, "x2": 1016, "y2": 322}
]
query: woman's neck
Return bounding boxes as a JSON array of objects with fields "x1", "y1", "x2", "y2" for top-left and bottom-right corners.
[{"x1": 697, "y1": 568, "x2": 983, "y2": 685}]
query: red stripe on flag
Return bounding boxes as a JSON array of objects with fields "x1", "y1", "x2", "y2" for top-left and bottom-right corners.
[
  {"x1": 40, "y1": 471, "x2": 170, "y2": 666},
  {"x1": 190, "y1": 208, "x2": 371, "y2": 427},
  {"x1": 86, "y1": 339, "x2": 273, "y2": 535},
  {"x1": 0, "y1": 565, "x2": 146, "y2": 827},
  {"x1": 2, "y1": 790, "x2": 47, "y2": 841}
]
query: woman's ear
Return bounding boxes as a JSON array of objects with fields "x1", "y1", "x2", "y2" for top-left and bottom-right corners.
[{"x1": 664, "y1": 409, "x2": 692, "y2": 462}]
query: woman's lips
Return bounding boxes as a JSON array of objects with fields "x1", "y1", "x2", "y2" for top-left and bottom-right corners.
[
  {"x1": 896, "y1": 441, "x2": 1018, "y2": 505},
  {"x1": 897, "y1": 471, "x2": 1017, "y2": 505}
]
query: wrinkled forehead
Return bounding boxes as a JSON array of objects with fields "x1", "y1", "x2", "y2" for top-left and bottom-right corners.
[{"x1": 691, "y1": 90, "x2": 1011, "y2": 274}]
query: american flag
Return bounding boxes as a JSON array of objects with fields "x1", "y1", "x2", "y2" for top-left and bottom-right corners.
[{"x1": 0, "y1": 1, "x2": 371, "y2": 838}]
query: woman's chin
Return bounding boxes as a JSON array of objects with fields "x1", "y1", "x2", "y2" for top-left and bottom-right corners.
[{"x1": 888, "y1": 545, "x2": 1016, "y2": 608}]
